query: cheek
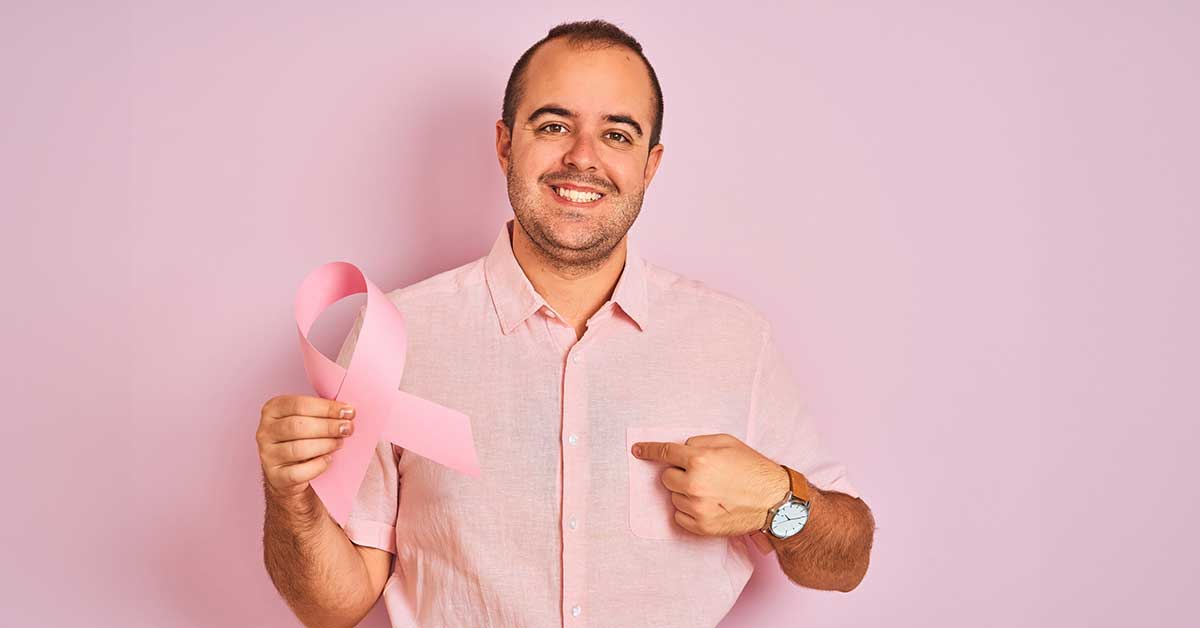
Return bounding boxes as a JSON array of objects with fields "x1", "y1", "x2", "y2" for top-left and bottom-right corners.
[
  {"x1": 611, "y1": 163, "x2": 643, "y2": 193},
  {"x1": 517, "y1": 143, "x2": 563, "y2": 172},
  {"x1": 614, "y1": 150, "x2": 649, "y2": 179}
]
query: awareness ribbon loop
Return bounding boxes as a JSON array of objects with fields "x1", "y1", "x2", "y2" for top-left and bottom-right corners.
[{"x1": 294, "y1": 261, "x2": 481, "y2": 526}]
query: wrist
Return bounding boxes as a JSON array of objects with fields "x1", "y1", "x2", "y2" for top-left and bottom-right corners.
[
  {"x1": 756, "y1": 464, "x2": 792, "y2": 533},
  {"x1": 265, "y1": 481, "x2": 322, "y2": 521},
  {"x1": 759, "y1": 465, "x2": 815, "y2": 536},
  {"x1": 767, "y1": 464, "x2": 790, "y2": 509}
]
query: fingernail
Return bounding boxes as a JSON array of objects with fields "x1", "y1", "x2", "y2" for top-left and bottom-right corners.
[
  {"x1": 339, "y1": 422, "x2": 351, "y2": 436},
  {"x1": 339, "y1": 406, "x2": 355, "y2": 419},
  {"x1": 632, "y1": 445, "x2": 642, "y2": 457}
]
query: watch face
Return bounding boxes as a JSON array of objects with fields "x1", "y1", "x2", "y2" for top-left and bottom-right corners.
[{"x1": 771, "y1": 501, "x2": 809, "y2": 537}]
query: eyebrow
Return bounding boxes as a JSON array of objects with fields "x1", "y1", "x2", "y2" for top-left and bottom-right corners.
[{"x1": 526, "y1": 104, "x2": 644, "y2": 138}]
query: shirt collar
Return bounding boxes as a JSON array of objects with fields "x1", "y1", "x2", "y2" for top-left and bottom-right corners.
[{"x1": 484, "y1": 219, "x2": 648, "y2": 335}]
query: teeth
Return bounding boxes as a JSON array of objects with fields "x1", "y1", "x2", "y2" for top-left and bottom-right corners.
[{"x1": 554, "y1": 186, "x2": 602, "y2": 203}]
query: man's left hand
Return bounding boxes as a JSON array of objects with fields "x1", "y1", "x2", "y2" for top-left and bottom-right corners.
[{"x1": 631, "y1": 433, "x2": 790, "y2": 537}]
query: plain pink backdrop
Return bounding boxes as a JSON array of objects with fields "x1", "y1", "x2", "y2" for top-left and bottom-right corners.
[{"x1": 2, "y1": 2, "x2": 1196, "y2": 627}]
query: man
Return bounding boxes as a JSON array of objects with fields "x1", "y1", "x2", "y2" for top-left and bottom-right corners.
[{"x1": 257, "y1": 19, "x2": 874, "y2": 628}]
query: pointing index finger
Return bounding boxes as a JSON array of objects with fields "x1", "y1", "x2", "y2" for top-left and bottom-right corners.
[{"x1": 632, "y1": 440, "x2": 693, "y2": 469}]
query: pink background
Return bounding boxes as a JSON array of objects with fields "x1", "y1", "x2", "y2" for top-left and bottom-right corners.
[{"x1": 2, "y1": 2, "x2": 1196, "y2": 626}]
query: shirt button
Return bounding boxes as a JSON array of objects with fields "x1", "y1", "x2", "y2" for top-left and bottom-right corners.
[
  {"x1": 572, "y1": 353, "x2": 582, "y2": 364},
  {"x1": 572, "y1": 605, "x2": 581, "y2": 617},
  {"x1": 569, "y1": 516, "x2": 577, "y2": 530},
  {"x1": 568, "y1": 433, "x2": 578, "y2": 446}
]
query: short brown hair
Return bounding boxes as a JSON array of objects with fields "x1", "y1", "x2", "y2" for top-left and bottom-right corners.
[{"x1": 501, "y1": 19, "x2": 664, "y2": 150}]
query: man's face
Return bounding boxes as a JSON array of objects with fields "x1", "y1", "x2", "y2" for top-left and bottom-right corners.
[{"x1": 497, "y1": 38, "x2": 664, "y2": 269}]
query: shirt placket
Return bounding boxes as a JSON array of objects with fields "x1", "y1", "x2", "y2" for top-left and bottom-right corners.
[{"x1": 544, "y1": 308, "x2": 598, "y2": 627}]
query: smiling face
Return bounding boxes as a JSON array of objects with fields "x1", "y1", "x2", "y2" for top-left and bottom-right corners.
[{"x1": 496, "y1": 37, "x2": 664, "y2": 270}]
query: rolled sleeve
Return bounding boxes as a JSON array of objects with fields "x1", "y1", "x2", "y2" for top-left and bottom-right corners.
[
  {"x1": 743, "y1": 326, "x2": 861, "y2": 555},
  {"x1": 335, "y1": 304, "x2": 402, "y2": 555}
]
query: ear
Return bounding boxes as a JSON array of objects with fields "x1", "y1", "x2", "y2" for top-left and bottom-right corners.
[
  {"x1": 495, "y1": 120, "x2": 512, "y2": 175},
  {"x1": 642, "y1": 142, "x2": 665, "y2": 189}
]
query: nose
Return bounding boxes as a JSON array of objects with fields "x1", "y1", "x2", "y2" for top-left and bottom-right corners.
[{"x1": 562, "y1": 131, "x2": 599, "y2": 172}]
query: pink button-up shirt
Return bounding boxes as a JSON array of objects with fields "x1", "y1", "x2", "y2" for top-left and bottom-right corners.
[{"x1": 336, "y1": 219, "x2": 860, "y2": 628}]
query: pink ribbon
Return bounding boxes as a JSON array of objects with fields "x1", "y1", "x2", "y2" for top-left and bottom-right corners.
[{"x1": 294, "y1": 261, "x2": 481, "y2": 526}]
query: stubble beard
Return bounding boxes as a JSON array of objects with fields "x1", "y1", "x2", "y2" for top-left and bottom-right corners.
[{"x1": 506, "y1": 159, "x2": 644, "y2": 276}]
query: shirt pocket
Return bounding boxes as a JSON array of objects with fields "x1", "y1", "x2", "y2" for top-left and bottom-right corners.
[{"x1": 626, "y1": 424, "x2": 724, "y2": 541}]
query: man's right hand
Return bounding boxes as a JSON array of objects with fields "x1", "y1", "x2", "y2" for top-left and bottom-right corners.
[
  {"x1": 256, "y1": 394, "x2": 356, "y2": 500},
  {"x1": 258, "y1": 394, "x2": 388, "y2": 627}
]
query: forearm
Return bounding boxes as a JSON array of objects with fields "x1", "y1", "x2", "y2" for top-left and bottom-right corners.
[
  {"x1": 262, "y1": 478, "x2": 374, "y2": 627},
  {"x1": 769, "y1": 485, "x2": 875, "y2": 592}
]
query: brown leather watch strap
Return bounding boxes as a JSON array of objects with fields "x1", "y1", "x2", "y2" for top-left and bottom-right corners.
[{"x1": 781, "y1": 464, "x2": 811, "y2": 503}]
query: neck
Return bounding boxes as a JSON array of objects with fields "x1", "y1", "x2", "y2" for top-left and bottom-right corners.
[{"x1": 509, "y1": 220, "x2": 627, "y2": 339}]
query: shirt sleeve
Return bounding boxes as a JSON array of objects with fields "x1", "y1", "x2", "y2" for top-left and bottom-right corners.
[
  {"x1": 742, "y1": 325, "x2": 861, "y2": 555},
  {"x1": 335, "y1": 304, "x2": 402, "y2": 555}
]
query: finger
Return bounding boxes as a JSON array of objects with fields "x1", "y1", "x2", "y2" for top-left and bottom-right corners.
[
  {"x1": 263, "y1": 395, "x2": 355, "y2": 421},
  {"x1": 673, "y1": 510, "x2": 701, "y2": 535},
  {"x1": 660, "y1": 466, "x2": 689, "y2": 494},
  {"x1": 632, "y1": 440, "x2": 694, "y2": 468},
  {"x1": 267, "y1": 437, "x2": 343, "y2": 467},
  {"x1": 276, "y1": 453, "x2": 333, "y2": 487},
  {"x1": 670, "y1": 491, "x2": 701, "y2": 517},
  {"x1": 267, "y1": 415, "x2": 354, "y2": 443}
]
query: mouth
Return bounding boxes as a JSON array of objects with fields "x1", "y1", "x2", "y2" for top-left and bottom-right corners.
[{"x1": 547, "y1": 183, "x2": 607, "y2": 207}]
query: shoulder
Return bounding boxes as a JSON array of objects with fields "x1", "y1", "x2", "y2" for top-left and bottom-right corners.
[
  {"x1": 642, "y1": 258, "x2": 774, "y2": 345},
  {"x1": 383, "y1": 256, "x2": 488, "y2": 308}
]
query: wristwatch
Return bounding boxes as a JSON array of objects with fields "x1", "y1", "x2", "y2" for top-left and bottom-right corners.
[{"x1": 760, "y1": 464, "x2": 811, "y2": 540}]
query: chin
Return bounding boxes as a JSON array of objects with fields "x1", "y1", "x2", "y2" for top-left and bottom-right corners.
[
  {"x1": 544, "y1": 225, "x2": 601, "y2": 251},
  {"x1": 529, "y1": 214, "x2": 604, "y2": 250}
]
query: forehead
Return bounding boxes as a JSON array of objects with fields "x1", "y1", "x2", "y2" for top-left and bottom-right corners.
[{"x1": 521, "y1": 38, "x2": 654, "y2": 125}]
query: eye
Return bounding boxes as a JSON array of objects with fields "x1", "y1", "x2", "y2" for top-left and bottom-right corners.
[
  {"x1": 539, "y1": 123, "x2": 567, "y2": 134},
  {"x1": 606, "y1": 131, "x2": 630, "y2": 144}
]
